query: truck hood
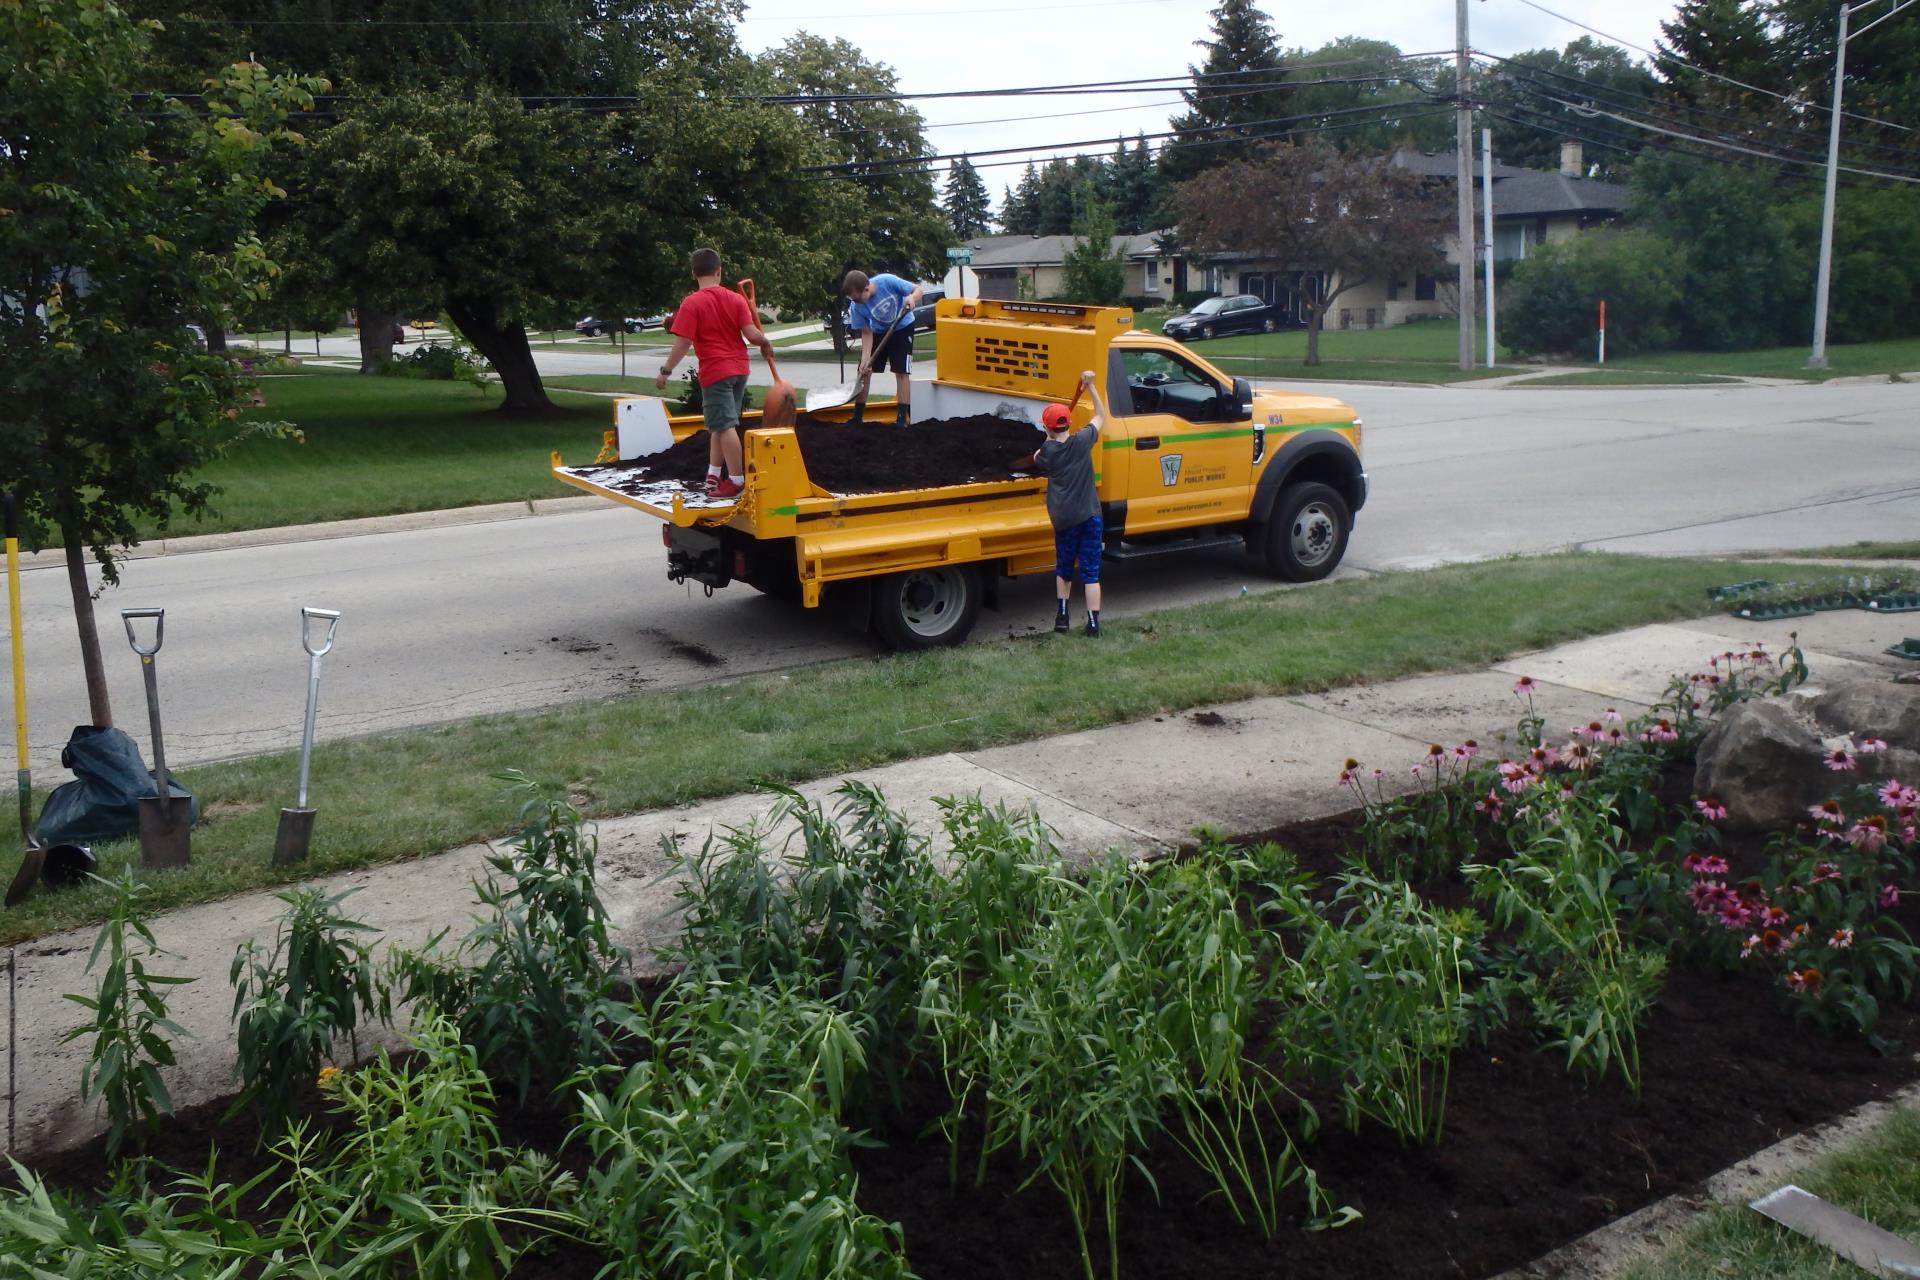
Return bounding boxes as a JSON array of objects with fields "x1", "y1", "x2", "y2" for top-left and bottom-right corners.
[{"x1": 1250, "y1": 389, "x2": 1356, "y2": 422}]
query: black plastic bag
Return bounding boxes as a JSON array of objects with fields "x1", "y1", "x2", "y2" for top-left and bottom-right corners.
[{"x1": 35, "y1": 725, "x2": 197, "y2": 846}]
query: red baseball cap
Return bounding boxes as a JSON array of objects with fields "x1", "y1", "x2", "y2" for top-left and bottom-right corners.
[{"x1": 1041, "y1": 403, "x2": 1071, "y2": 430}]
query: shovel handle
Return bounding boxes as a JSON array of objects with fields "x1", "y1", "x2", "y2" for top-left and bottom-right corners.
[
  {"x1": 121, "y1": 607, "x2": 165, "y2": 656},
  {"x1": 300, "y1": 606, "x2": 341, "y2": 658},
  {"x1": 736, "y1": 277, "x2": 785, "y2": 383}
]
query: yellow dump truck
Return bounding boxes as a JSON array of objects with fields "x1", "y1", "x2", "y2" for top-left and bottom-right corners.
[{"x1": 552, "y1": 298, "x2": 1367, "y2": 649}]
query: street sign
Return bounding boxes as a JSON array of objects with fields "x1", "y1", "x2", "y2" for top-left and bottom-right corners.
[{"x1": 945, "y1": 247, "x2": 974, "y2": 263}]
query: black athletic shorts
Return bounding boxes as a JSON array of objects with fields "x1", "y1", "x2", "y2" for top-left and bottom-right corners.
[{"x1": 867, "y1": 326, "x2": 914, "y2": 375}]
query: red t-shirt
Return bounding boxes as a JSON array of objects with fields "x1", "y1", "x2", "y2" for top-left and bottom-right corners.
[{"x1": 669, "y1": 286, "x2": 755, "y2": 387}]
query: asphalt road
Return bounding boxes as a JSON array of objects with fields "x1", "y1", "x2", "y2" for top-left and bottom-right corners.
[{"x1": 5, "y1": 357, "x2": 1917, "y2": 779}]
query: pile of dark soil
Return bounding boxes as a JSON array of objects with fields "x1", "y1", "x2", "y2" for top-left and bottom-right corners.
[{"x1": 626, "y1": 414, "x2": 1045, "y2": 494}]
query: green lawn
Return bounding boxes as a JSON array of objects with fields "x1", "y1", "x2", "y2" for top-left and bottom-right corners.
[
  {"x1": 1623, "y1": 1108, "x2": 1920, "y2": 1280},
  {"x1": 1756, "y1": 539, "x2": 1920, "y2": 561},
  {"x1": 156, "y1": 370, "x2": 610, "y2": 537},
  {"x1": 0, "y1": 551, "x2": 1821, "y2": 942},
  {"x1": 1602, "y1": 335, "x2": 1920, "y2": 382}
]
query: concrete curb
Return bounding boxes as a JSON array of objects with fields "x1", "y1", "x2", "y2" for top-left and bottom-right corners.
[
  {"x1": 13, "y1": 496, "x2": 605, "y2": 572},
  {"x1": 1497, "y1": 1082, "x2": 1920, "y2": 1279}
]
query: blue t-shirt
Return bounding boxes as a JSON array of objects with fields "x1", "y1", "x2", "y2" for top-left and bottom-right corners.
[{"x1": 849, "y1": 273, "x2": 916, "y2": 340}]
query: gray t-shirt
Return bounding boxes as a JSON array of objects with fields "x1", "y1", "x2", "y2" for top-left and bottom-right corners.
[{"x1": 1036, "y1": 423, "x2": 1100, "y2": 528}]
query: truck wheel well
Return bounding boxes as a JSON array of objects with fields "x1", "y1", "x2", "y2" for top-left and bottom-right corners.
[{"x1": 1278, "y1": 452, "x2": 1365, "y2": 514}]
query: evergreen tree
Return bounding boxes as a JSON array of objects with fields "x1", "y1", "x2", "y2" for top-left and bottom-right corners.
[
  {"x1": 1477, "y1": 38, "x2": 1659, "y2": 178},
  {"x1": 1769, "y1": 0, "x2": 1920, "y2": 132},
  {"x1": 1109, "y1": 135, "x2": 1160, "y2": 232},
  {"x1": 1654, "y1": 0, "x2": 1786, "y2": 112},
  {"x1": 1033, "y1": 157, "x2": 1108, "y2": 235},
  {"x1": 943, "y1": 156, "x2": 992, "y2": 238},
  {"x1": 1059, "y1": 190, "x2": 1128, "y2": 305},
  {"x1": 1001, "y1": 164, "x2": 1042, "y2": 234},
  {"x1": 1159, "y1": 0, "x2": 1293, "y2": 186}
]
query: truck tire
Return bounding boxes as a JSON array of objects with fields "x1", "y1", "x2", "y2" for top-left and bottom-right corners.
[
  {"x1": 872, "y1": 565, "x2": 982, "y2": 650},
  {"x1": 1263, "y1": 482, "x2": 1350, "y2": 582}
]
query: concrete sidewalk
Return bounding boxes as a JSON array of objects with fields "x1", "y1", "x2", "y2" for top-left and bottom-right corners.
[{"x1": 6, "y1": 607, "x2": 1914, "y2": 1157}]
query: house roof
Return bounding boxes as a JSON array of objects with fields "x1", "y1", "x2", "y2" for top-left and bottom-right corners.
[
  {"x1": 1389, "y1": 149, "x2": 1627, "y2": 218},
  {"x1": 964, "y1": 233, "x2": 1162, "y2": 269}
]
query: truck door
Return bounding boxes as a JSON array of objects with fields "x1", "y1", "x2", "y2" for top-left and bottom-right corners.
[{"x1": 1114, "y1": 347, "x2": 1256, "y2": 534}]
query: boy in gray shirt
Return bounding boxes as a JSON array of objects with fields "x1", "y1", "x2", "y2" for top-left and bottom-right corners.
[{"x1": 1013, "y1": 370, "x2": 1109, "y2": 636}]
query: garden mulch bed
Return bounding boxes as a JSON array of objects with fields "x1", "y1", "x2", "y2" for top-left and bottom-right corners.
[
  {"x1": 19, "y1": 808, "x2": 1919, "y2": 1280},
  {"x1": 625, "y1": 414, "x2": 1045, "y2": 493}
]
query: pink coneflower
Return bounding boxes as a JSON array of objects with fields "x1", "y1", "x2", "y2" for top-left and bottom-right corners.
[
  {"x1": 1790, "y1": 922, "x2": 1809, "y2": 944},
  {"x1": 1719, "y1": 900, "x2": 1755, "y2": 930},
  {"x1": 1695, "y1": 798, "x2": 1728, "y2": 822},
  {"x1": 1605, "y1": 727, "x2": 1626, "y2": 746},
  {"x1": 1475, "y1": 791, "x2": 1504, "y2": 818},
  {"x1": 1513, "y1": 675, "x2": 1537, "y2": 694},
  {"x1": 1461, "y1": 739, "x2": 1482, "y2": 759},
  {"x1": 1760, "y1": 904, "x2": 1791, "y2": 929},
  {"x1": 1603, "y1": 708, "x2": 1622, "y2": 723},
  {"x1": 1499, "y1": 760, "x2": 1532, "y2": 795},
  {"x1": 1880, "y1": 883, "x2": 1902, "y2": 908},
  {"x1": 1687, "y1": 880, "x2": 1727, "y2": 914},
  {"x1": 1409, "y1": 764, "x2": 1424, "y2": 778},
  {"x1": 1371, "y1": 768, "x2": 1386, "y2": 781},
  {"x1": 1784, "y1": 967, "x2": 1822, "y2": 994},
  {"x1": 1847, "y1": 816, "x2": 1888, "y2": 854},
  {"x1": 1338, "y1": 767, "x2": 1358, "y2": 788},
  {"x1": 1563, "y1": 742, "x2": 1595, "y2": 771},
  {"x1": 1824, "y1": 749, "x2": 1857, "y2": 772},
  {"x1": 1808, "y1": 798, "x2": 1846, "y2": 825},
  {"x1": 1573, "y1": 721, "x2": 1604, "y2": 742},
  {"x1": 1829, "y1": 927, "x2": 1855, "y2": 950},
  {"x1": 1528, "y1": 744, "x2": 1560, "y2": 768},
  {"x1": 1857, "y1": 738, "x2": 1888, "y2": 755},
  {"x1": 1878, "y1": 779, "x2": 1909, "y2": 807},
  {"x1": 1427, "y1": 743, "x2": 1446, "y2": 759},
  {"x1": 1640, "y1": 719, "x2": 1679, "y2": 744},
  {"x1": 1699, "y1": 854, "x2": 1729, "y2": 875},
  {"x1": 1682, "y1": 852, "x2": 1710, "y2": 872},
  {"x1": 1811, "y1": 861, "x2": 1844, "y2": 884},
  {"x1": 1741, "y1": 933, "x2": 1762, "y2": 958}
]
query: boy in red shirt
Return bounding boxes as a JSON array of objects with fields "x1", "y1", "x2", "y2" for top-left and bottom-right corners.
[{"x1": 654, "y1": 248, "x2": 777, "y2": 499}]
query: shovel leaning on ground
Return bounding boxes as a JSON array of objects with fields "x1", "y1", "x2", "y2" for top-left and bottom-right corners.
[
  {"x1": 121, "y1": 608, "x2": 191, "y2": 868},
  {"x1": 736, "y1": 278, "x2": 797, "y2": 430},
  {"x1": 273, "y1": 607, "x2": 341, "y2": 867}
]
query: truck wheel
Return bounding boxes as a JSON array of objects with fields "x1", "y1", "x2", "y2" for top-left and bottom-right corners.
[
  {"x1": 1263, "y1": 482, "x2": 1350, "y2": 582},
  {"x1": 872, "y1": 565, "x2": 982, "y2": 650}
]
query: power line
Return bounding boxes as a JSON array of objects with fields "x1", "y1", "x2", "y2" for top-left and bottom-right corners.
[
  {"x1": 1505, "y1": 0, "x2": 1914, "y2": 134},
  {"x1": 1552, "y1": 96, "x2": 1920, "y2": 183}
]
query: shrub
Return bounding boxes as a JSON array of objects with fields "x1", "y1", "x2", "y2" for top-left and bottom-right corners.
[
  {"x1": 1502, "y1": 228, "x2": 1685, "y2": 358},
  {"x1": 377, "y1": 341, "x2": 491, "y2": 386}
]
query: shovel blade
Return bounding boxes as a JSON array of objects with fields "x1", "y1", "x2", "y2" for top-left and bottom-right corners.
[
  {"x1": 273, "y1": 808, "x2": 316, "y2": 867},
  {"x1": 762, "y1": 377, "x2": 798, "y2": 431},
  {"x1": 137, "y1": 795, "x2": 192, "y2": 868},
  {"x1": 5, "y1": 847, "x2": 46, "y2": 908}
]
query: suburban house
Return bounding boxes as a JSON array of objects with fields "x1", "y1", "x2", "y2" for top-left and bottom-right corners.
[{"x1": 945, "y1": 143, "x2": 1625, "y2": 331}]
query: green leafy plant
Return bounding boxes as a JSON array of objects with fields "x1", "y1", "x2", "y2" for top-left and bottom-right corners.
[
  {"x1": 573, "y1": 976, "x2": 909, "y2": 1280},
  {"x1": 62, "y1": 871, "x2": 195, "y2": 1159},
  {"x1": 229, "y1": 885, "x2": 381, "y2": 1131},
  {"x1": 376, "y1": 340, "x2": 492, "y2": 386},
  {"x1": 392, "y1": 773, "x2": 628, "y2": 1100},
  {"x1": 1466, "y1": 801, "x2": 1667, "y2": 1098},
  {"x1": 1272, "y1": 871, "x2": 1479, "y2": 1146}
]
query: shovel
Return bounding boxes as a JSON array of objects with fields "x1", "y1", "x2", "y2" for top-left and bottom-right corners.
[
  {"x1": 736, "y1": 279, "x2": 797, "y2": 430},
  {"x1": 273, "y1": 607, "x2": 340, "y2": 867},
  {"x1": 4, "y1": 494, "x2": 90, "y2": 907},
  {"x1": 809, "y1": 301, "x2": 913, "y2": 418},
  {"x1": 121, "y1": 608, "x2": 190, "y2": 869}
]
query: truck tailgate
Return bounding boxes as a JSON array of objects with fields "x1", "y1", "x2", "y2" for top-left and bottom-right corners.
[{"x1": 550, "y1": 456, "x2": 739, "y2": 528}]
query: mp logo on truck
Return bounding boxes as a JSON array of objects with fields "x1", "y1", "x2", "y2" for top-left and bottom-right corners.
[{"x1": 1160, "y1": 453, "x2": 1183, "y2": 487}]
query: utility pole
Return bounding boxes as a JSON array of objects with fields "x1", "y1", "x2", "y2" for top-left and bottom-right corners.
[
  {"x1": 1455, "y1": 0, "x2": 1476, "y2": 372},
  {"x1": 1808, "y1": 0, "x2": 1915, "y2": 369},
  {"x1": 1482, "y1": 126, "x2": 1497, "y2": 368}
]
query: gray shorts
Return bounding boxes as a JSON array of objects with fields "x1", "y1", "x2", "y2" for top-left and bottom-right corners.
[{"x1": 701, "y1": 374, "x2": 748, "y2": 434}]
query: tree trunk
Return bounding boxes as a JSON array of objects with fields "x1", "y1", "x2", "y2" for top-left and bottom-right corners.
[
  {"x1": 356, "y1": 304, "x2": 402, "y2": 374},
  {"x1": 1304, "y1": 305, "x2": 1323, "y2": 367},
  {"x1": 445, "y1": 296, "x2": 552, "y2": 413},
  {"x1": 204, "y1": 321, "x2": 228, "y2": 356},
  {"x1": 62, "y1": 529, "x2": 113, "y2": 728}
]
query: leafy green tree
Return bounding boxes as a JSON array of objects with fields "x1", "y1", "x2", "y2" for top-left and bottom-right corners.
[
  {"x1": 1477, "y1": 38, "x2": 1659, "y2": 178},
  {"x1": 1175, "y1": 143, "x2": 1451, "y2": 364},
  {"x1": 1627, "y1": 152, "x2": 1797, "y2": 350},
  {"x1": 1770, "y1": 0, "x2": 1920, "y2": 132},
  {"x1": 1654, "y1": 0, "x2": 1791, "y2": 114},
  {"x1": 1502, "y1": 228, "x2": 1686, "y2": 357},
  {"x1": 757, "y1": 33, "x2": 949, "y2": 286},
  {"x1": 1108, "y1": 135, "x2": 1161, "y2": 233},
  {"x1": 1060, "y1": 194, "x2": 1128, "y2": 305},
  {"x1": 943, "y1": 156, "x2": 992, "y2": 239},
  {"x1": 1777, "y1": 183, "x2": 1920, "y2": 343},
  {"x1": 1160, "y1": 0, "x2": 1294, "y2": 186},
  {"x1": 1284, "y1": 37, "x2": 1453, "y2": 155},
  {"x1": 2, "y1": 0, "x2": 318, "y2": 724}
]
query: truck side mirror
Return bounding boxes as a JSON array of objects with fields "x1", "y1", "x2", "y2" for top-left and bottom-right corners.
[{"x1": 1231, "y1": 376, "x2": 1253, "y2": 419}]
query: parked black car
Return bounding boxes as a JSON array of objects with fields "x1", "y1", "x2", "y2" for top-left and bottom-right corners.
[
  {"x1": 1161, "y1": 294, "x2": 1278, "y2": 342},
  {"x1": 910, "y1": 289, "x2": 945, "y2": 331},
  {"x1": 574, "y1": 315, "x2": 662, "y2": 338}
]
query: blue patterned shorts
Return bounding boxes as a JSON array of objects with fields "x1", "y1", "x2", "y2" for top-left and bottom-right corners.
[{"x1": 1053, "y1": 514, "x2": 1103, "y2": 585}]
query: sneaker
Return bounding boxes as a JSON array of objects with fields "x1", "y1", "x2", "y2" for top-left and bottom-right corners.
[
  {"x1": 1053, "y1": 612, "x2": 1070, "y2": 634},
  {"x1": 709, "y1": 477, "x2": 743, "y2": 500},
  {"x1": 701, "y1": 474, "x2": 720, "y2": 493},
  {"x1": 1084, "y1": 619, "x2": 1101, "y2": 638}
]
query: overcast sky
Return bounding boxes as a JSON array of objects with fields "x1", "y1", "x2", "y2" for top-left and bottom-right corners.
[{"x1": 734, "y1": 0, "x2": 1686, "y2": 192}]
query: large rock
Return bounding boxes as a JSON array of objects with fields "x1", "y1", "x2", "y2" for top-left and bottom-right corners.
[
  {"x1": 1694, "y1": 700, "x2": 1831, "y2": 832},
  {"x1": 1807, "y1": 681, "x2": 1920, "y2": 752}
]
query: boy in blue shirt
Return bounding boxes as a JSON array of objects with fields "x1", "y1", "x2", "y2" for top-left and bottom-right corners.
[
  {"x1": 1012, "y1": 370, "x2": 1108, "y2": 636},
  {"x1": 842, "y1": 269, "x2": 922, "y2": 426}
]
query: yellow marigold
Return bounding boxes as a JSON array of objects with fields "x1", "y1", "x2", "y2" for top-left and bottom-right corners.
[{"x1": 317, "y1": 1065, "x2": 342, "y2": 1088}]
